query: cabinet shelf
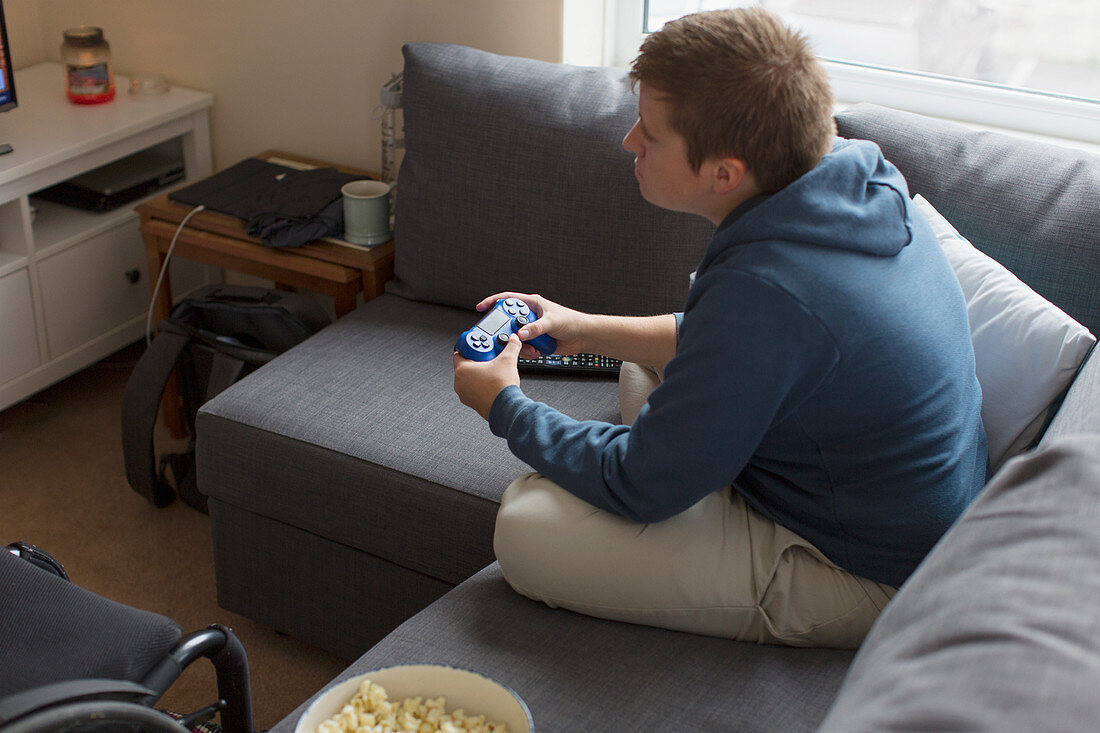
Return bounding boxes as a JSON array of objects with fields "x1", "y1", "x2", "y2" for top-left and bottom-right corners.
[{"x1": 30, "y1": 183, "x2": 193, "y2": 256}]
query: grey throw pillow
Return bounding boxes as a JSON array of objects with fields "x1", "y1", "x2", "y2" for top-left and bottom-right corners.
[{"x1": 391, "y1": 43, "x2": 713, "y2": 316}]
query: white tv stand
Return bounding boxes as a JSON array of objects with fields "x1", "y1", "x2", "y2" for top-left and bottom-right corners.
[{"x1": 0, "y1": 63, "x2": 213, "y2": 412}]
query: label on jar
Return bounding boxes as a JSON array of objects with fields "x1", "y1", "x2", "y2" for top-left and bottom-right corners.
[{"x1": 66, "y1": 62, "x2": 110, "y2": 95}]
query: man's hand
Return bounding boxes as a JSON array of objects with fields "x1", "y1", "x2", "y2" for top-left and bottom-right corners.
[
  {"x1": 453, "y1": 334, "x2": 523, "y2": 421},
  {"x1": 475, "y1": 292, "x2": 589, "y2": 358},
  {"x1": 472, "y1": 292, "x2": 677, "y2": 367}
]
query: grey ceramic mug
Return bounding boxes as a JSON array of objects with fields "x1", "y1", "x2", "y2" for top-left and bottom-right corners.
[{"x1": 341, "y1": 180, "x2": 395, "y2": 245}]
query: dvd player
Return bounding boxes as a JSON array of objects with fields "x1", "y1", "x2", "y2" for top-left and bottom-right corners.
[{"x1": 33, "y1": 147, "x2": 185, "y2": 213}]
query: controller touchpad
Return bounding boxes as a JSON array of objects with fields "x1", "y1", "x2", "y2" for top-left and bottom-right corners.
[{"x1": 478, "y1": 307, "x2": 511, "y2": 336}]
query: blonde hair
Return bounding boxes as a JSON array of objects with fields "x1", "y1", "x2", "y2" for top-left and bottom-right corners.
[{"x1": 629, "y1": 6, "x2": 836, "y2": 193}]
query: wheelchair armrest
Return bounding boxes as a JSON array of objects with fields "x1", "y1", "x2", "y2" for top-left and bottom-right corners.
[{"x1": 4, "y1": 543, "x2": 68, "y2": 581}]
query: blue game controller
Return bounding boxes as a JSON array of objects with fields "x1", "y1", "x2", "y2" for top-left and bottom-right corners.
[{"x1": 456, "y1": 298, "x2": 557, "y2": 361}]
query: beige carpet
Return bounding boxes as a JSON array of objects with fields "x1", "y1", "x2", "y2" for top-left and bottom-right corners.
[{"x1": 0, "y1": 341, "x2": 346, "y2": 730}]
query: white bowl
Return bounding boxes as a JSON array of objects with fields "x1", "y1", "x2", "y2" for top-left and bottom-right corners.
[{"x1": 294, "y1": 664, "x2": 534, "y2": 733}]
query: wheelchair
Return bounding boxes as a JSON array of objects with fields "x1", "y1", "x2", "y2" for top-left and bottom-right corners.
[{"x1": 0, "y1": 543, "x2": 255, "y2": 733}]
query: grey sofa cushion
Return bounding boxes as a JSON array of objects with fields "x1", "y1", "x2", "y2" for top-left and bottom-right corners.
[
  {"x1": 819, "y1": 434, "x2": 1100, "y2": 732},
  {"x1": 271, "y1": 564, "x2": 855, "y2": 733},
  {"x1": 197, "y1": 294, "x2": 620, "y2": 583},
  {"x1": 835, "y1": 103, "x2": 1100, "y2": 337},
  {"x1": 391, "y1": 42, "x2": 713, "y2": 316}
]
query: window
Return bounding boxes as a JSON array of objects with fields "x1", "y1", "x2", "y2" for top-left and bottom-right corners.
[
  {"x1": 595, "y1": 0, "x2": 1100, "y2": 145},
  {"x1": 646, "y1": 1, "x2": 1098, "y2": 102}
]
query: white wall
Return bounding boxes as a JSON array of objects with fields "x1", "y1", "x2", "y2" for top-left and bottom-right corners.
[
  {"x1": 8, "y1": 0, "x2": 564, "y2": 172},
  {"x1": 4, "y1": 0, "x2": 44, "y2": 68}
]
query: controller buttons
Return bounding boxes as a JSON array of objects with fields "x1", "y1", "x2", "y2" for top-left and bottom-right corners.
[
  {"x1": 515, "y1": 315, "x2": 529, "y2": 327},
  {"x1": 496, "y1": 332, "x2": 511, "y2": 346},
  {"x1": 467, "y1": 333, "x2": 493, "y2": 351}
]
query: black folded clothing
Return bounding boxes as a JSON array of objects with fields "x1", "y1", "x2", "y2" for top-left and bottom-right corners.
[
  {"x1": 245, "y1": 197, "x2": 345, "y2": 249},
  {"x1": 169, "y1": 158, "x2": 367, "y2": 248}
]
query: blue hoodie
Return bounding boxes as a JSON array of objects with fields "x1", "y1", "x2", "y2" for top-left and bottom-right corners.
[{"x1": 489, "y1": 139, "x2": 988, "y2": 588}]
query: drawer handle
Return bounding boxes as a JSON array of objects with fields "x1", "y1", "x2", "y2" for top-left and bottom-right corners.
[{"x1": 125, "y1": 268, "x2": 142, "y2": 284}]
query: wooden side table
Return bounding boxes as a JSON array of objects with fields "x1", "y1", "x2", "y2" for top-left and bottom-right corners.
[{"x1": 136, "y1": 150, "x2": 394, "y2": 436}]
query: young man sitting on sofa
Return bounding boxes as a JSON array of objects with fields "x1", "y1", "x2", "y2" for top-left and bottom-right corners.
[{"x1": 452, "y1": 7, "x2": 988, "y2": 648}]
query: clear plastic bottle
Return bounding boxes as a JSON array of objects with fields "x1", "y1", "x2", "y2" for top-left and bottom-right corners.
[{"x1": 61, "y1": 27, "x2": 115, "y2": 104}]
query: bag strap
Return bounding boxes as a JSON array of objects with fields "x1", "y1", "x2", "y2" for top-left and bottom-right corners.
[
  {"x1": 165, "y1": 349, "x2": 247, "y2": 513},
  {"x1": 121, "y1": 327, "x2": 191, "y2": 507},
  {"x1": 162, "y1": 450, "x2": 203, "y2": 512},
  {"x1": 206, "y1": 349, "x2": 248, "y2": 402}
]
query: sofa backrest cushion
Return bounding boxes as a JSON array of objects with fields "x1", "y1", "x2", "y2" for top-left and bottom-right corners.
[
  {"x1": 835, "y1": 103, "x2": 1100, "y2": 337},
  {"x1": 391, "y1": 42, "x2": 714, "y2": 315}
]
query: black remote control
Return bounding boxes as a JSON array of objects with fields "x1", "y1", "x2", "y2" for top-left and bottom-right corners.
[{"x1": 518, "y1": 353, "x2": 622, "y2": 377}]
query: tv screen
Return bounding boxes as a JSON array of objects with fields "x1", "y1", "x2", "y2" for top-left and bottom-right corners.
[{"x1": 0, "y1": 0, "x2": 16, "y2": 113}]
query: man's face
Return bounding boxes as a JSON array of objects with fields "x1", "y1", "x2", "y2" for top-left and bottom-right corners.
[{"x1": 622, "y1": 83, "x2": 710, "y2": 216}]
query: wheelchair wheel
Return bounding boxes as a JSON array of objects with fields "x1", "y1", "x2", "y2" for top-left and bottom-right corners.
[{"x1": 0, "y1": 699, "x2": 185, "y2": 733}]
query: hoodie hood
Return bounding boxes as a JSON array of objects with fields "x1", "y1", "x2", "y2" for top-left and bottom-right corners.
[{"x1": 711, "y1": 139, "x2": 914, "y2": 263}]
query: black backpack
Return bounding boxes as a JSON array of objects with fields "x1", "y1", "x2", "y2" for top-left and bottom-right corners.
[{"x1": 122, "y1": 285, "x2": 331, "y2": 511}]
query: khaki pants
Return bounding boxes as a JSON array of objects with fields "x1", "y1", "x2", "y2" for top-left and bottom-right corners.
[{"x1": 493, "y1": 363, "x2": 896, "y2": 648}]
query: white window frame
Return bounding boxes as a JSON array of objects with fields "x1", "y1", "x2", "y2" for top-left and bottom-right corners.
[{"x1": 570, "y1": 0, "x2": 1100, "y2": 150}]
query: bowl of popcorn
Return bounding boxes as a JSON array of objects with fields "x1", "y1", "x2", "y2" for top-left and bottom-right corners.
[{"x1": 294, "y1": 664, "x2": 534, "y2": 733}]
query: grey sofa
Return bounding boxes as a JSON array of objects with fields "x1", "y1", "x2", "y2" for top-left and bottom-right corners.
[{"x1": 196, "y1": 44, "x2": 1100, "y2": 731}]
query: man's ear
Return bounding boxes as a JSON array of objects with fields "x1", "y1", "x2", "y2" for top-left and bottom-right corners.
[{"x1": 712, "y1": 157, "x2": 749, "y2": 195}]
